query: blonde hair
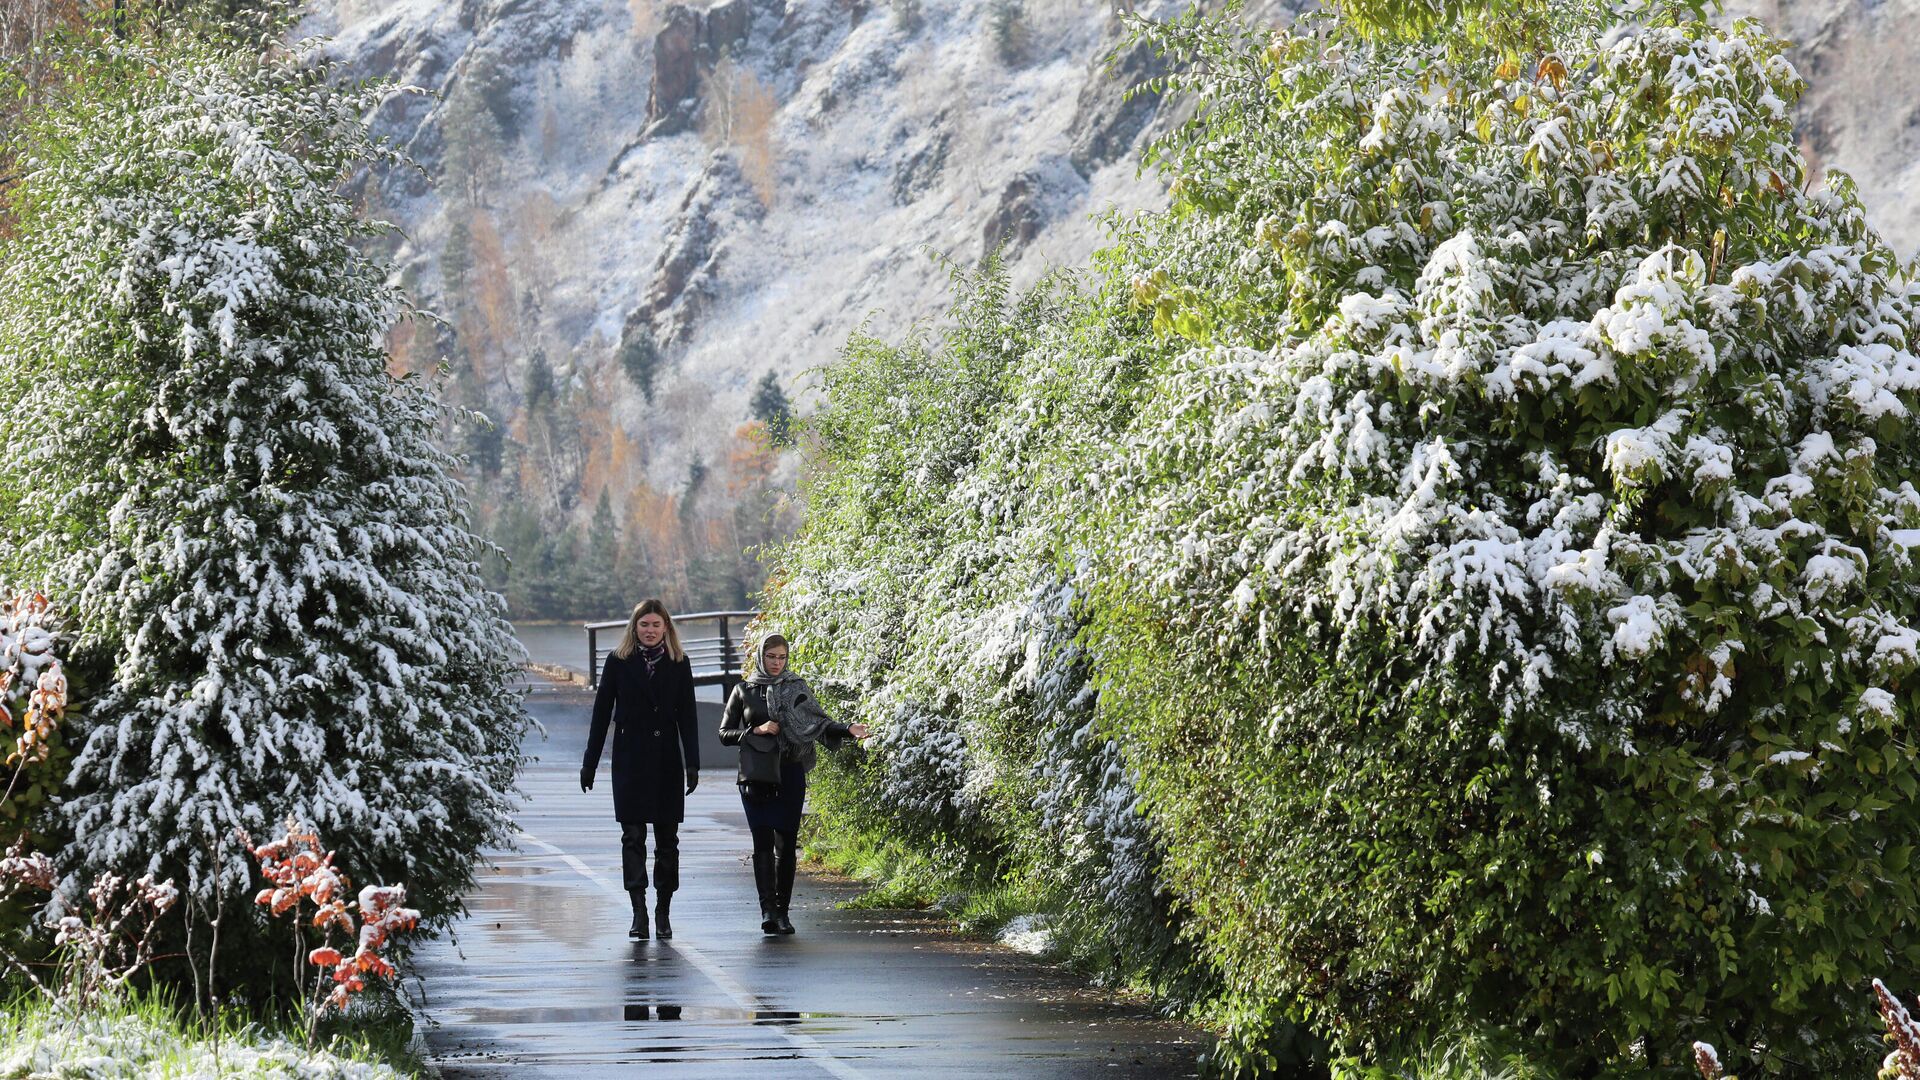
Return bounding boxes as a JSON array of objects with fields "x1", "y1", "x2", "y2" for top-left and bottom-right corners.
[{"x1": 614, "y1": 598, "x2": 685, "y2": 662}]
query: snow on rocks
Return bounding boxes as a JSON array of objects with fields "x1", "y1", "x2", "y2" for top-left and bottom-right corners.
[{"x1": 302, "y1": 0, "x2": 1184, "y2": 495}]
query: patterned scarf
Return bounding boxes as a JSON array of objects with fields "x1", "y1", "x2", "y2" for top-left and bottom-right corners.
[
  {"x1": 636, "y1": 640, "x2": 667, "y2": 678},
  {"x1": 745, "y1": 669, "x2": 835, "y2": 770}
]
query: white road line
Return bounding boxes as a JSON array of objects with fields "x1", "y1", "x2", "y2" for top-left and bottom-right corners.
[{"x1": 516, "y1": 829, "x2": 868, "y2": 1080}]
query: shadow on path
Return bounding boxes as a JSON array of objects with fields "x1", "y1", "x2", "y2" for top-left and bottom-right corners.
[{"x1": 414, "y1": 679, "x2": 1205, "y2": 1078}]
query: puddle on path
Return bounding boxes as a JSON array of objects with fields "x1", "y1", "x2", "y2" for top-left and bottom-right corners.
[
  {"x1": 458, "y1": 875, "x2": 611, "y2": 953},
  {"x1": 484, "y1": 860, "x2": 560, "y2": 879},
  {"x1": 450, "y1": 1004, "x2": 864, "y2": 1025}
]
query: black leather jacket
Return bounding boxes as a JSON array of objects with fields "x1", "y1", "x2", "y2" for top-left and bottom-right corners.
[{"x1": 719, "y1": 680, "x2": 852, "y2": 768}]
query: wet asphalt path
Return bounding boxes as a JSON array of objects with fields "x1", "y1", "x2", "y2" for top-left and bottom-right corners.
[{"x1": 412, "y1": 679, "x2": 1205, "y2": 1078}]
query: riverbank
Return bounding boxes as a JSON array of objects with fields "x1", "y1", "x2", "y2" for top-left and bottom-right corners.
[
  {"x1": 511, "y1": 622, "x2": 597, "y2": 675},
  {"x1": 526, "y1": 660, "x2": 588, "y2": 686}
]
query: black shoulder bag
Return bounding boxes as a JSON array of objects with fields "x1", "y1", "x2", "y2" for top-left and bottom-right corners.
[{"x1": 737, "y1": 732, "x2": 783, "y2": 801}]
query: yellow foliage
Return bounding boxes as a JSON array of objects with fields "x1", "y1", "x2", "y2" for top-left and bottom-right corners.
[{"x1": 700, "y1": 57, "x2": 781, "y2": 208}]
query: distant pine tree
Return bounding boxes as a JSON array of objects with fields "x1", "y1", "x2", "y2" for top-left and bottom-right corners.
[
  {"x1": 617, "y1": 321, "x2": 660, "y2": 400},
  {"x1": 591, "y1": 487, "x2": 620, "y2": 562},
  {"x1": 441, "y1": 213, "x2": 473, "y2": 293},
  {"x1": 456, "y1": 365, "x2": 504, "y2": 477},
  {"x1": 587, "y1": 487, "x2": 624, "y2": 615},
  {"x1": 680, "y1": 454, "x2": 708, "y2": 521},
  {"x1": 988, "y1": 0, "x2": 1025, "y2": 64},
  {"x1": 750, "y1": 370, "x2": 794, "y2": 446},
  {"x1": 524, "y1": 349, "x2": 557, "y2": 415}
]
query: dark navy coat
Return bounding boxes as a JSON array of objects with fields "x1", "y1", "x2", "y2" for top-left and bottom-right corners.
[{"x1": 583, "y1": 651, "x2": 700, "y2": 824}]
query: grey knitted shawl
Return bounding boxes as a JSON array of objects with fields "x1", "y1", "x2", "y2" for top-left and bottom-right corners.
[{"x1": 745, "y1": 669, "x2": 835, "y2": 771}]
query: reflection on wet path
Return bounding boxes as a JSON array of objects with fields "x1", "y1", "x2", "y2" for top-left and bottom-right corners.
[
  {"x1": 456, "y1": 1004, "x2": 851, "y2": 1024},
  {"x1": 415, "y1": 682, "x2": 1203, "y2": 1078}
]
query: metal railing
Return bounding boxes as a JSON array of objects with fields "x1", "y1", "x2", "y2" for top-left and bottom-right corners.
[{"x1": 585, "y1": 610, "x2": 760, "y2": 692}]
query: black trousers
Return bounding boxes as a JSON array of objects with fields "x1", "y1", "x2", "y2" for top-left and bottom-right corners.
[
  {"x1": 621, "y1": 821, "x2": 679, "y2": 894},
  {"x1": 750, "y1": 825, "x2": 796, "y2": 912}
]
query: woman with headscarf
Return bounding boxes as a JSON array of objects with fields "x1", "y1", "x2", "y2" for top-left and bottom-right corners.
[
  {"x1": 718, "y1": 633, "x2": 868, "y2": 934},
  {"x1": 582, "y1": 598, "x2": 700, "y2": 940}
]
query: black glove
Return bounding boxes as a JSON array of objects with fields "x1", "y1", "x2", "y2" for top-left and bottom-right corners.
[
  {"x1": 684, "y1": 769, "x2": 698, "y2": 795},
  {"x1": 580, "y1": 765, "x2": 594, "y2": 792}
]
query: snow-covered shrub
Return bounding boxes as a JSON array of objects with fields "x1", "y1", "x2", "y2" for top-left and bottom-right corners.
[
  {"x1": 1012, "y1": 572, "x2": 1191, "y2": 987},
  {"x1": 779, "y1": 261, "x2": 1039, "y2": 845},
  {"x1": 0, "y1": 588, "x2": 77, "y2": 947},
  {"x1": 0, "y1": 24, "x2": 527, "y2": 953},
  {"x1": 768, "y1": 261, "x2": 1202, "y2": 999},
  {"x1": 777, "y1": 0, "x2": 1920, "y2": 1072},
  {"x1": 1082, "y1": 1, "x2": 1920, "y2": 1072},
  {"x1": 1873, "y1": 980, "x2": 1920, "y2": 1080}
]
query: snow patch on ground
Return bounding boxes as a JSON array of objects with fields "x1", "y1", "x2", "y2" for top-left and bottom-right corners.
[
  {"x1": 0, "y1": 1009, "x2": 404, "y2": 1079},
  {"x1": 996, "y1": 913, "x2": 1054, "y2": 956}
]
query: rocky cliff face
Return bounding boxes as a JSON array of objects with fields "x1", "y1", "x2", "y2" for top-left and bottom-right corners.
[
  {"x1": 1725, "y1": 0, "x2": 1920, "y2": 257},
  {"x1": 308, "y1": 0, "x2": 1917, "y2": 538},
  {"x1": 308, "y1": 0, "x2": 1188, "y2": 509}
]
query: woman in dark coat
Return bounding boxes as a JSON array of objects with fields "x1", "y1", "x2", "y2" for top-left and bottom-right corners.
[
  {"x1": 582, "y1": 598, "x2": 700, "y2": 940},
  {"x1": 719, "y1": 633, "x2": 868, "y2": 934}
]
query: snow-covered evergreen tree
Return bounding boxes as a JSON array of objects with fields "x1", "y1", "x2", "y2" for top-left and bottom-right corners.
[{"x1": 0, "y1": 26, "x2": 528, "y2": 925}]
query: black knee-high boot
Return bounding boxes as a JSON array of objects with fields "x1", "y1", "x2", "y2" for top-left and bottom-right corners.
[
  {"x1": 654, "y1": 892, "x2": 673, "y2": 939},
  {"x1": 753, "y1": 850, "x2": 778, "y2": 932},
  {"x1": 621, "y1": 822, "x2": 650, "y2": 940},
  {"x1": 772, "y1": 830, "x2": 797, "y2": 935},
  {"x1": 653, "y1": 823, "x2": 678, "y2": 939},
  {"x1": 628, "y1": 889, "x2": 648, "y2": 940}
]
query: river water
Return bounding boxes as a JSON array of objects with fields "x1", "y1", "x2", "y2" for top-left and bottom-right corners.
[
  {"x1": 512, "y1": 622, "x2": 601, "y2": 674},
  {"x1": 513, "y1": 621, "x2": 725, "y2": 702}
]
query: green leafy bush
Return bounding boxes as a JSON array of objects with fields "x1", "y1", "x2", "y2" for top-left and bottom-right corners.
[
  {"x1": 773, "y1": 256, "x2": 1206, "y2": 1004},
  {"x1": 771, "y1": 0, "x2": 1920, "y2": 1074}
]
